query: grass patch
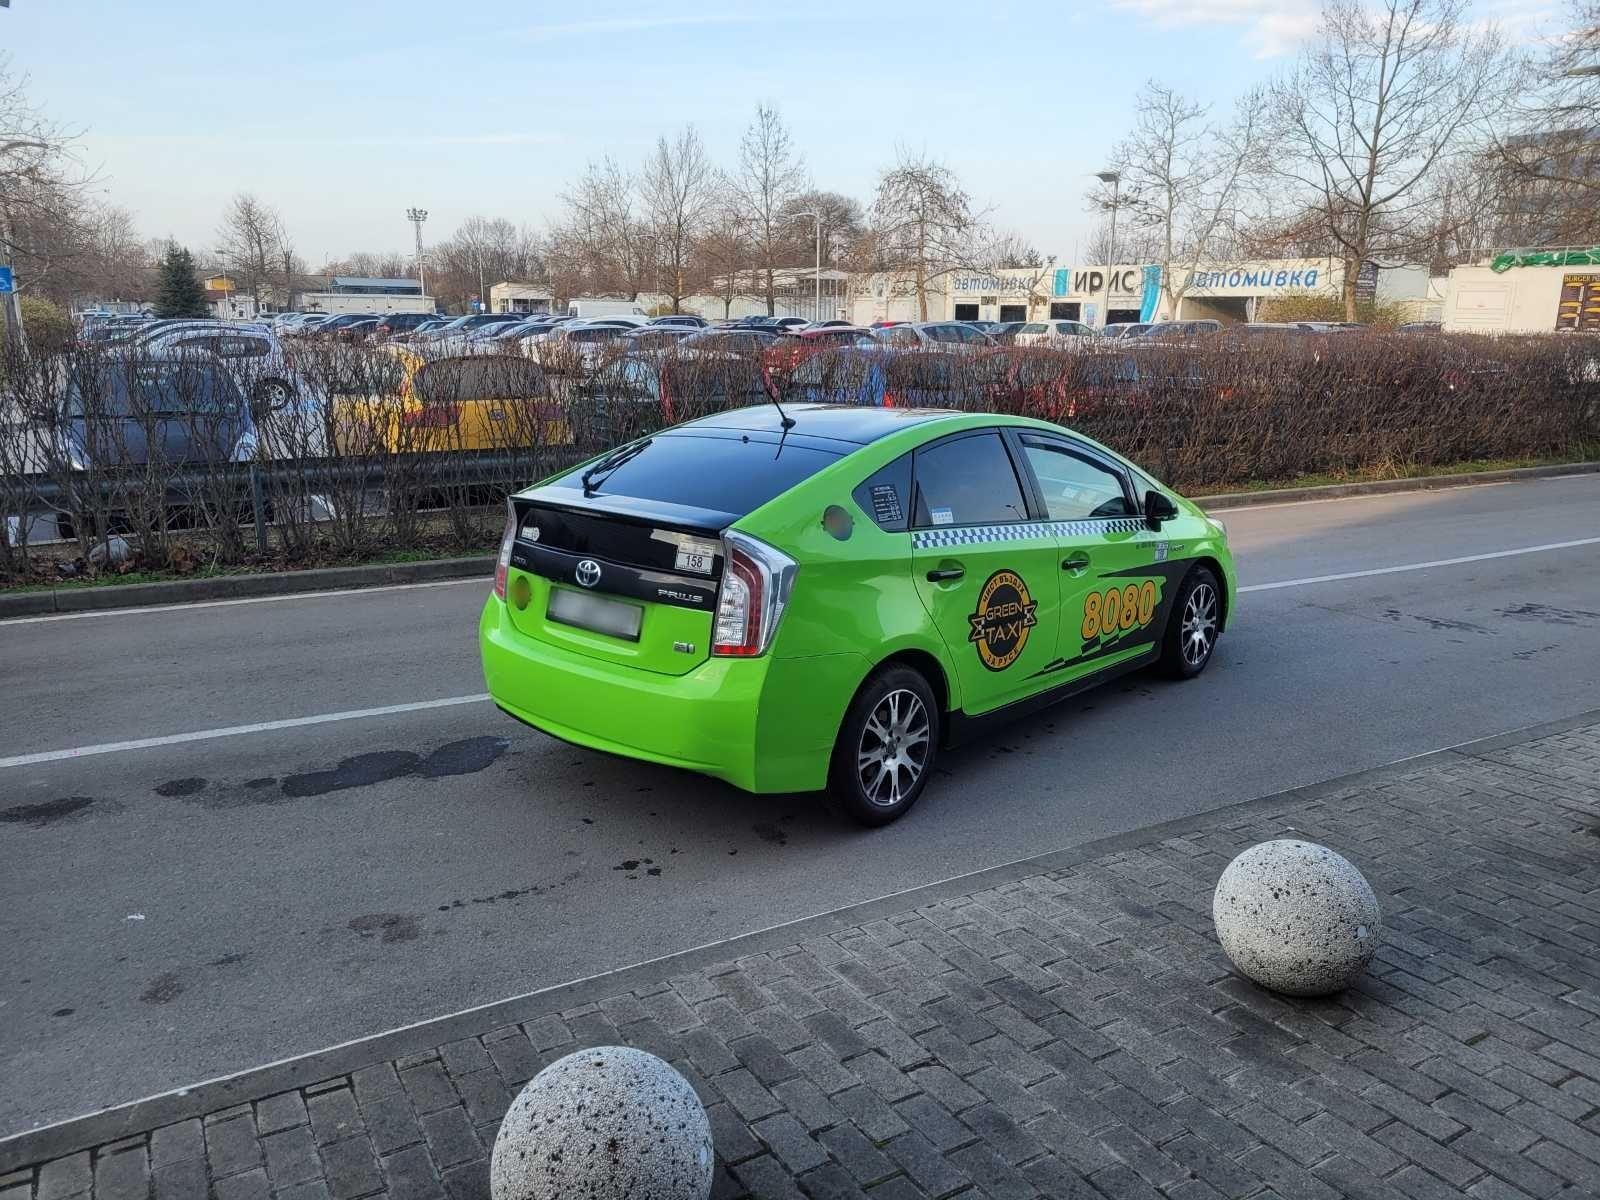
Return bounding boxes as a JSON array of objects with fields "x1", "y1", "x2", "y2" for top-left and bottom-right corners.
[{"x1": 3, "y1": 541, "x2": 494, "y2": 594}]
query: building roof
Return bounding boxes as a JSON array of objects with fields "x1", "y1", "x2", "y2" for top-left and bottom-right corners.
[{"x1": 328, "y1": 277, "x2": 421, "y2": 290}]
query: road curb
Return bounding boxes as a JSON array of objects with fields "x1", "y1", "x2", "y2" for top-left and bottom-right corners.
[
  {"x1": 0, "y1": 556, "x2": 495, "y2": 619},
  {"x1": 1197, "y1": 459, "x2": 1600, "y2": 510},
  {"x1": 4, "y1": 703, "x2": 1596, "y2": 1170}
]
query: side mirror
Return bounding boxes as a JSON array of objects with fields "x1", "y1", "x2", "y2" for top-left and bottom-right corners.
[{"x1": 1145, "y1": 489, "x2": 1178, "y2": 530}]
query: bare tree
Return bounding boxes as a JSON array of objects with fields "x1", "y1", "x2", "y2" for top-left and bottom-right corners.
[
  {"x1": 0, "y1": 53, "x2": 96, "y2": 332},
  {"x1": 868, "y1": 149, "x2": 985, "y2": 320},
  {"x1": 1089, "y1": 82, "x2": 1264, "y2": 322},
  {"x1": 216, "y1": 194, "x2": 286, "y2": 309},
  {"x1": 560, "y1": 158, "x2": 651, "y2": 299},
  {"x1": 432, "y1": 216, "x2": 541, "y2": 310},
  {"x1": 1266, "y1": 0, "x2": 1510, "y2": 319},
  {"x1": 734, "y1": 104, "x2": 807, "y2": 315},
  {"x1": 1492, "y1": 0, "x2": 1600, "y2": 245},
  {"x1": 639, "y1": 126, "x2": 715, "y2": 313},
  {"x1": 779, "y1": 189, "x2": 865, "y2": 269},
  {"x1": 695, "y1": 204, "x2": 757, "y2": 319}
]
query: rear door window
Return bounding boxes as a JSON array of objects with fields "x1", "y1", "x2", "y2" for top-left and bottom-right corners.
[{"x1": 911, "y1": 431, "x2": 1029, "y2": 528}]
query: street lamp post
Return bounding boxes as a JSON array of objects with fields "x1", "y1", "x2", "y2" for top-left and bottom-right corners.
[
  {"x1": 792, "y1": 210, "x2": 822, "y2": 322},
  {"x1": 1094, "y1": 171, "x2": 1121, "y2": 265},
  {"x1": 406, "y1": 207, "x2": 428, "y2": 297}
]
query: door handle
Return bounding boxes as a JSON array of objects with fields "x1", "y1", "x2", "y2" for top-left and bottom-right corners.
[
  {"x1": 926, "y1": 567, "x2": 964, "y2": 582},
  {"x1": 1062, "y1": 553, "x2": 1091, "y2": 572}
]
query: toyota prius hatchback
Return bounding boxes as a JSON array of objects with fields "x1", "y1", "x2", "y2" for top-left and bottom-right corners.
[{"x1": 480, "y1": 405, "x2": 1236, "y2": 825}]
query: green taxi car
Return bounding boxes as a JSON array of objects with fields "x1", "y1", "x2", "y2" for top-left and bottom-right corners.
[{"x1": 481, "y1": 405, "x2": 1235, "y2": 825}]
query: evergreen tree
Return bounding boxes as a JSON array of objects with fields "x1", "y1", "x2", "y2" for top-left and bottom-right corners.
[{"x1": 154, "y1": 246, "x2": 208, "y2": 318}]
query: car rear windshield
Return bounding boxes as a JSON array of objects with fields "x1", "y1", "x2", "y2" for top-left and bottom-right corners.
[
  {"x1": 550, "y1": 430, "x2": 844, "y2": 518},
  {"x1": 414, "y1": 358, "x2": 549, "y2": 403}
]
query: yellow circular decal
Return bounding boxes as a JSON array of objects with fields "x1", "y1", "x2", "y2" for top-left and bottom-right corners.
[{"x1": 968, "y1": 570, "x2": 1039, "y2": 672}]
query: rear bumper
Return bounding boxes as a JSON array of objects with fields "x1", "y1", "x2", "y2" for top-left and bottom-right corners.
[{"x1": 479, "y1": 598, "x2": 865, "y2": 793}]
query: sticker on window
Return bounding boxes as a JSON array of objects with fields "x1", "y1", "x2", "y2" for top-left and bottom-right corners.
[
  {"x1": 931, "y1": 507, "x2": 955, "y2": 526},
  {"x1": 870, "y1": 484, "x2": 903, "y2": 526}
]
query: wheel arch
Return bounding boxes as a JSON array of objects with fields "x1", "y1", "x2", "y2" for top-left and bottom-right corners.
[
  {"x1": 1187, "y1": 555, "x2": 1230, "y2": 631},
  {"x1": 873, "y1": 647, "x2": 952, "y2": 722}
]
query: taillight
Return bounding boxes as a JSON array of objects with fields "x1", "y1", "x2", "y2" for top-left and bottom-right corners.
[
  {"x1": 402, "y1": 403, "x2": 457, "y2": 427},
  {"x1": 711, "y1": 531, "x2": 798, "y2": 658},
  {"x1": 493, "y1": 503, "x2": 517, "y2": 599}
]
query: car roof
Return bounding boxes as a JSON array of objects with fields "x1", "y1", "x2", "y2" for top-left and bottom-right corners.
[{"x1": 678, "y1": 404, "x2": 964, "y2": 445}]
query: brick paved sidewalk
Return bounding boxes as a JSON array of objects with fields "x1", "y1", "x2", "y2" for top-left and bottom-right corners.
[{"x1": 5, "y1": 717, "x2": 1600, "y2": 1200}]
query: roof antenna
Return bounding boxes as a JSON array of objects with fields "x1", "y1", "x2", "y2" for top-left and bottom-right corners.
[{"x1": 762, "y1": 369, "x2": 796, "y2": 430}]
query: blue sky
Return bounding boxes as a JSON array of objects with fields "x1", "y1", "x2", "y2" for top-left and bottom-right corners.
[{"x1": 1, "y1": 0, "x2": 1560, "y2": 267}]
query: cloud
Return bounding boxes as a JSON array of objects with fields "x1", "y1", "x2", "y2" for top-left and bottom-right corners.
[{"x1": 1110, "y1": 0, "x2": 1320, "y2": 58}]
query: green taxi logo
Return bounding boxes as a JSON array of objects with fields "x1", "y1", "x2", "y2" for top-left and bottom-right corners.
[{"x1": 968, "y1": 570, "x2": 1038, "y2": 672}]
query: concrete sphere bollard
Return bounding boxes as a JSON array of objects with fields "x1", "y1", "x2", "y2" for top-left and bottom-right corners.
[
  {"x1": 490, "y1": 1045, "x2": 712, "y2": 1200},
  {"x1": 1213, "y1": 839, "x2": 1382, "y2": 997}
]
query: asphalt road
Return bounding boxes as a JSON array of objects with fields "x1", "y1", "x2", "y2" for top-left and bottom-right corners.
[{"x1": 4, "y1": 473, "x2": 1600, "y2": 1135}]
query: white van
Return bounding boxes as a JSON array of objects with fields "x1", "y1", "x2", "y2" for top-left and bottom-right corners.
[{"x1": 567, "y1": 299, "x2": 647, "y2": 319}]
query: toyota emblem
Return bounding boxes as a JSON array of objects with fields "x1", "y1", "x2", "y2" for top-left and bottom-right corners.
[{"x1": 575, "y1": 559, "x2": 602, "y2": 588}]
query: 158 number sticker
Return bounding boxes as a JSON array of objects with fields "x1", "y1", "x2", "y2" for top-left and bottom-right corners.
[{"x1": 1081, "y1": 580, "x2": 1158, "y2": 641}]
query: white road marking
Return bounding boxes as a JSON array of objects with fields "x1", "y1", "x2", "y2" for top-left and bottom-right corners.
[
  {"x1": 1, "y1": 575, "x2": 488, "y2": 625},
  {"x1": 1237, "y1": 536, "x2": 1600, "y2": 593},
  {"x1": 5, "y1": 536, "x2": 1598, "y2": 771},
  {"x1": 0, "y1": 694, "x2": 491, "y2": 770}
]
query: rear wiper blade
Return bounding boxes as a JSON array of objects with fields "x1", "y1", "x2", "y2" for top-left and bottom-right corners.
[{"x1": 581, "y1": 438, "x2": 651, "y2": 495}]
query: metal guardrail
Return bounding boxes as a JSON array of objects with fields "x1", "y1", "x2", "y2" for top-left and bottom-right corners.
[{"x1": 2, "y1": 448, "x2": 578, "y2": 554}]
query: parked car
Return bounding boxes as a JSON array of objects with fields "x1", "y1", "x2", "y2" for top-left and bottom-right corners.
[
  {"x1": 1013, "y1": 320, "x2": 1100, "y2": 348},
  {"x1": 871, "y1": 322, "x2": 996, "y2": 353},
  {"x1": 988, "y1": 321, "x2": 1028, "y2": 344},
  {"x1": 521, "y1": 322, "x2": 635, "y2": 371},
  {"x1": 412, "y1": 313, "x2": 527, "y2": 345},
  {"x1": 1138, "y1": 320, "x2": 1222, "y2": 342},
  {"x1": 1397, "y1": 321, "x2": 1442, "y2": 334},
  {"x1": 135, "y1": 325, "x2": 304, "y2": 410},
  {"x1": 763, "y1": 326, "x2": 878, "y2": 377},
  {"x1": 60, "y1": 357, "x2": 291, "y2": 467},
  {"x1": 481, "y1": 405, "x2": 1235, "y2": 824},
  {"x1": 1102, "y1": 323, "x2": 1151, "y2": 340},
  {"x1": 332, "y1": 348, "x2": 568, "y2": 453},
  {"x1": 622, "y1": 326, "x2": 697, "y2": 353},
  {"x1": 650, "y1": 314, "x2": 708, "y2": 328},
  {"x1": 373, "y1": 312, "x2": 443, "y2": 339}
]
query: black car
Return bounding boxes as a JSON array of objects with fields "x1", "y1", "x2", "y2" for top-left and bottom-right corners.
[
  {"x1": 374, "y1": 312, "x2": 442, "y2": 337},
  {"x1": 650, "y1": 314, "x2": 708, "y2": 328}
]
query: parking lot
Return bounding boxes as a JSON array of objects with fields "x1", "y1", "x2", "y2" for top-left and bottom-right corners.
[{"x1": 5, "y1": 471, "x2": 1599, "y2": 1135}]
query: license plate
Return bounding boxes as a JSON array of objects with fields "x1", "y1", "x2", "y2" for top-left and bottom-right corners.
[
  {"x1": 674, "y1": 547, "x2": 714, "y2": 575},
  {"x1": 546, "y1": 587, "x2": 642, "y2": 641}
]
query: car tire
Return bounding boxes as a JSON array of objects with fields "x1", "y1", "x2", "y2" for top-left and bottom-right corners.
[
  {"x1": 1159, "y1": 565, "x2": 1223, "y2": 680},
  {"x1": 827, "y1": 665, "x2": 940, "y2": 827},
  {"x1": 251, "y1": 378, "x2": 295, "y2": 411}
]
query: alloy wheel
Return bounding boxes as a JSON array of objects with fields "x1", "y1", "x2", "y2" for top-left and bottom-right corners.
[
  {"x1": 1181, "y1": 582, "x2": 1218, "y2": 667},
  {"x1": 857, "y1": 688, "x2": 931, "y2": 808}
]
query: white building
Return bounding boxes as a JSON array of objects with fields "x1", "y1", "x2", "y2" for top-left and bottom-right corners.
[
  {"x1": 849, "y1": 259, "x2": 1433, "y2": 327},
  {"x1": 489, "y1": 282, "x2": 554, "y2": 315},
  {"x1": 1441, "y1": 255, "x2": 1600, "y2": 333}
]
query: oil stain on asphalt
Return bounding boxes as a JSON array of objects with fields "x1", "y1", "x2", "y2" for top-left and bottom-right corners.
[
  {"x1": 280, "y1": 736, "x2": 511, "y2": 798},
  {"x1": 348, "y1": 913, "x2": 420, "y2": 944},
  {"x1": 0, "y1": 796, "x2": 99, "y2": 828},
  {"x1": 151, "y1": 736, "x2": 511, "y2": 805},
  {"x1": 141, "y1": 972, "x2": 183, "y2": 1005}
]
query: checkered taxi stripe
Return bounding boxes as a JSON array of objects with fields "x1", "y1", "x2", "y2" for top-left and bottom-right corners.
[{"x1": 911, "y1": 517, "x2": 1148, "y2": 549}]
